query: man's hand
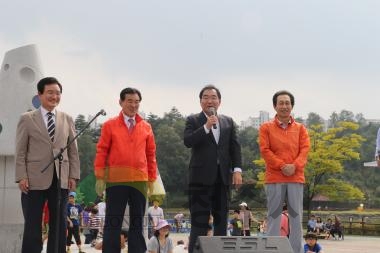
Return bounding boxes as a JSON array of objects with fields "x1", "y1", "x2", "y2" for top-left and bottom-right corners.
[
  {"x1": 376, "y1": 156, "x2": 380, "y2": 167},
  {"x1": 281, "y1": 164, "x2": 296, "y2": 176},
  {"x1": 147, "y1": 181, "x2": 154, "y2": 197},
  {"x1": 68, "y1": 178, "x2": 77, "y2": 191},
  {"x1": 205, "y1": 115, "x2": 218, "y2": 130},
  {"x1": 232, "y1": 172, "x2": 242, "y2": 190},
  {"x1": 18, "y1": 178, "x2": 29, "y2": 194},
  {"x1": 95, "y1": 179, "x2": 106, "y2": 196}
]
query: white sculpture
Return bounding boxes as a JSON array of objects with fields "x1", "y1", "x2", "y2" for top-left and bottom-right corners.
[
  {"x1": 0, "y1": 45, "x2": 44, "y2": 252},
  {"x1": 0, "y1": 44, "x2": 43, "y2": 155}
]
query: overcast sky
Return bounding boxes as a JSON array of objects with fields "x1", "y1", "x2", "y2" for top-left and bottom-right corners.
[{"x1": 1, "y1": 0, "x2": 380, "y2": 124}]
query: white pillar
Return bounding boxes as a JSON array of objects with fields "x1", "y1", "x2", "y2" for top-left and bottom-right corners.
[{"x1": 0, "y1": 44, "x2": 44, "y2": 253}]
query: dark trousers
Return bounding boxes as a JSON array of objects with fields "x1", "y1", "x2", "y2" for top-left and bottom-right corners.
[
  {"x1": 90, "y1": 228, "x2": 99, "y2": 242},
  {"x1": 188, "y1": 171, "x2": 229, "y2": 253},
  {"x1": 66, "y1": 224, "x2": 81, "y2": 246},
  {"x1": 21, "y1": 172, "x2": 68, "y2": 253},
  {"x1": 102, "y1": 185, "x2": 147, "y2": 253}
]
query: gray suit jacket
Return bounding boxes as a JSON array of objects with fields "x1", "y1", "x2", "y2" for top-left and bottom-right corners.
[{"x1": 15, "y1": 109, "x2": 80, "y2": 190}]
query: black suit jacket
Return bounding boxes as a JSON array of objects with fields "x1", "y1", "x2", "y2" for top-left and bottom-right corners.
[{"x1": 184, "y1": 112, "x2": 242, "y2": 186}]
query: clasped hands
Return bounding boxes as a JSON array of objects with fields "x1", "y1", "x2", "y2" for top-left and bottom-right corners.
[{"x1": 281, "y1": 164, "x2": 296, "y2": 176}]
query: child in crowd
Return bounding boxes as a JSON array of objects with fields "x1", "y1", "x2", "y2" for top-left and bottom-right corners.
[
  {"x1": 229, "y1": 210, "x2": 243, "y2": 236},
  {"x1": 89, "y1": 208, "x2": 101, "y2": 246},
  {"x1": 307, "y1": 215, "x2": 317, "y2": 232},
  {"x1": 66, "y1": 192, "x2": 84, "y2": 253},
  {"x1": 304, "y1": 233, "x2": 323, "y2": 253}
]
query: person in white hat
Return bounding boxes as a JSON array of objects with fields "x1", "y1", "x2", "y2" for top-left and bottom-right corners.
[
  {"x1": 147, "y1": 219, "x2": 174, "y2": 253},
  {"x1": 239, "y1": 202, "x2": 257, "y2": 236}
]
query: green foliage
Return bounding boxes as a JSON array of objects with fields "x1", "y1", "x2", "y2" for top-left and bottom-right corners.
[
  {"x1": 77, "y1": 172, "x2": 97, "y2": 205},
  {"x1": 148, "y1": 108, "x2": 190, "y2": 200},
  {"x1": 305, "y1": 121, "x2": 366, "y2": 214},
  {"x1": 316, "y1": 178, "x2": 364, "y2": 201}
]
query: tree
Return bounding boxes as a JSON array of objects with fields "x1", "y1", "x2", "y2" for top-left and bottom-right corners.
[
  {"x1": 338, "y1": 110, "x2": 355, "y2": 122},
  {"x1": 305, "y1": 122, "x2": 365, "y2": 215},
  {"x1": 328, "y1": 112, "x2": 339, "y2": 128},
  {"x1": 306, "y1": 112, "x2": 324, "y2": 128}
]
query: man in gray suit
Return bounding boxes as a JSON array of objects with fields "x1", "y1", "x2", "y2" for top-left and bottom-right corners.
[
  {"x1": 184, "y1": 85, "x2": 242, "y2": 253},
  {"x1": 15, "y1": 77, "x2": 80, "y2": 253}
]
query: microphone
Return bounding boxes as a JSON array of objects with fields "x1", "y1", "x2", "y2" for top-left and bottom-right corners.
[
  {"x1": 98, "y1": 109, "x2": 106, "y2": 116},
  {"x1": 209, "y1": 107, "x2": 217, "y2": 129}
]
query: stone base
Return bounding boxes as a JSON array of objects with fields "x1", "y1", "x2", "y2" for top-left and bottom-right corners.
[{"x1": 0, "y1": 224, "x2": 23, "y2": 253}]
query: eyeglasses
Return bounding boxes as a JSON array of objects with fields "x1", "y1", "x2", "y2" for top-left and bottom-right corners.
[
  {"x1": 201, "y1": 95, "x2": 219, "y2": 101},
  {"x1": 45, "y1": 91, "x2": 61, "y2": 96}
]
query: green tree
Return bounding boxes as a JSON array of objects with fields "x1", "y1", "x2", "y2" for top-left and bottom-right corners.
[
  {"x1": 305, "y1": 122, "x2": 365, "y2": 215},
  {"x1": 306, "y1": 112, "x2": 324, "y2": 128}
]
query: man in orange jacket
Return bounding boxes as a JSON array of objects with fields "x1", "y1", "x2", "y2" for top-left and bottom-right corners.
[
  {"x1": 94, "y1": 87, "x2": 157, "y2": 253},
  {"x1": 259, "y1": 90, "x2": 310, "y2": 253}
]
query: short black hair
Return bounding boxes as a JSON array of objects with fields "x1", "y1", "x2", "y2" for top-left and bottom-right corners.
[
  {"x1": 154, "y1": 229, "x2": 169, "y2": 238},
  {"x1": 120, "y1": 229, "x2": 128, "y2": 239},
  {"x1": 234, "y1": 209, "x2": 240, "y2": 214},
  {"x1": 272, "y1": 90, "x2": 294, "y2": 107},
  {"x1": 199, "y1": 84, "x2": 221, "y2": 100},
  {"x1": 304, "y1": 233, "x2": 318, "y2": 240},
  {"x1": 120, "y1": 87, "x2": 142, "y2": 101},
  {"x1": 37, "y1": 77, "x2": 62, "y2": 94}
]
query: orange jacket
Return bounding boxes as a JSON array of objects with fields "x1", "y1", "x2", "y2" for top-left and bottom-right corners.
[
  {"x1": 259, "y1": 116, "x2": 310, "y2": 183},
  {"x1": 94, "y1": 112, "x2": 157, "y2": 183}
]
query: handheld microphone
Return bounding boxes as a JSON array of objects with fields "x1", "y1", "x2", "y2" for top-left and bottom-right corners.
[
  {"x1": 98, "y1": 109, "x2": 106, "y2": 116},
  {"x1": 209, "y1": 107, "x2": 217, "y2": 129}
]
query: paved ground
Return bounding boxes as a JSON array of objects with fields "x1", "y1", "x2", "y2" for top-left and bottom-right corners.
[{"x1": 44, "y1": 233, "x2": 380, "y2": 252}]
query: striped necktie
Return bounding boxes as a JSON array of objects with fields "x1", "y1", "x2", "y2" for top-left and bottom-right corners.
[
  {"x1": 47, "y1": 112, "x2": 55, "y2": 142},
  {"x1": 128, "y1": 118, "x2": 134, "y2": 132}
]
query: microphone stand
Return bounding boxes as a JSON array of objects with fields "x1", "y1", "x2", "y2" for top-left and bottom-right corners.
[{"x1": 41, "y1": 109, "x2": 106, "y2": 253}]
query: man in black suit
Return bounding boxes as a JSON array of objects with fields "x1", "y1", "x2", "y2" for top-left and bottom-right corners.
[{"x1": 184, "y1": 85, "x2": 243, "y2": 253}]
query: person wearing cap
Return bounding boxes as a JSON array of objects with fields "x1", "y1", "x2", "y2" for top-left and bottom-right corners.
[
  {"x1": 66, "y1": 191, "x2": 85, "y2": 253},
  {"x1": 303, "y1": 233, "x2": 323, "y2": 253},
  {"x1": 259, "y1": 90, "x2": 310, "y2": 253},
  {"x1": 184, "y1": 85, "x2": 242, "y2": 253},
  {"x1": 238, "y1": 202, "x2": 257, "y2": 236},
  {"x1": 15, "y1": 77, "x2": 80, "y2": 253},
  {"x1": 94, "y1": 87, "x2": 157, "y2": 253},
  {"x1": 147, "y1": 219, "x2": 174, "y2": 253}
]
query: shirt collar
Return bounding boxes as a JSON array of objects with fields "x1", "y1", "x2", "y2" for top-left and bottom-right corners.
[
  {"x1": 40, "y1": 106, "x2": 56, "y2": 116},
  {"x1": 275, "y1": 115, "x2": 294, "y2": 128},
  {"x1": 122, "y1": 112, "x2": 135, "y2": 122}
]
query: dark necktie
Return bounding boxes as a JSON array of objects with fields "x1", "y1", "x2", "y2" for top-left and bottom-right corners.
[
  {"x1": 47, "y1": 112, "x2": 55, "y2": 142},
  {"x1": 128, "y1": 118, "x2": 134, "y2": 132}
]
